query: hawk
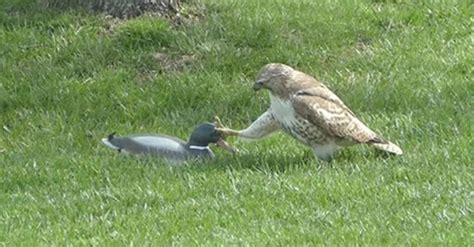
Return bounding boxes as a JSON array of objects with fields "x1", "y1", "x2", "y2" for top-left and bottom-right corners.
[{"x1": 217, "y1": 63, "x2": 402, "y2": 161}]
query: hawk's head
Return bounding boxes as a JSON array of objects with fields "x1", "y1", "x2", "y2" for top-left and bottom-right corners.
[{"x1": 254, "y1": 63, "x2": 293, "y2": 95}]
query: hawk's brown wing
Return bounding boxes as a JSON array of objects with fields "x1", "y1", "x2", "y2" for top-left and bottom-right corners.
[
  {"x1": 295, "y1": 86, "x2": 355, "y2": 115},
  {"x1": 292, "y1": 88, "x2": 380, "y2": 144}
]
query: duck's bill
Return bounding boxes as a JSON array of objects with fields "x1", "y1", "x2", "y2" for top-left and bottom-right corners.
[{"x1": 215, "y1": 137, "x2": 239, "y2": 154}]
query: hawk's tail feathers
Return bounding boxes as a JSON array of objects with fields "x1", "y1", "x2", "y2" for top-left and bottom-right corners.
[{"x1": 370, "y1": 141, "x2": 403, "y2": 155}]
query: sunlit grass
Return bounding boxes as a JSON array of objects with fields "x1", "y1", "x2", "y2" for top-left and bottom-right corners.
[{"x1": 0, "y1": 0, "x2": 472, "y2": 245}]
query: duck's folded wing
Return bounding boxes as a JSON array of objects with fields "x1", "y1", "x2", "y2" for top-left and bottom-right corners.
[{"x1": 111, "y1": 135, "x2": 189, "y2": 156}]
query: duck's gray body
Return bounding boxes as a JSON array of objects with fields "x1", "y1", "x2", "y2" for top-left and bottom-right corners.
[
  {"x1": 102, "y1": 133, "x2": 214, "y2": 163},
  {"x1": 101, "y1": 123, "x2": 236, "y2": 164}
]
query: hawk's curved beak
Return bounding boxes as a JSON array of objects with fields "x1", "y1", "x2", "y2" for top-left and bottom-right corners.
[{"x1": 253, "y1": 79, "x2": 265, "y2": 91}]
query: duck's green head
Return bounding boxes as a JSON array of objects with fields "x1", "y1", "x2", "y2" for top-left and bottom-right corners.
[{"x1": 188, "y1": 123, "x2": 236, "y2": 153}]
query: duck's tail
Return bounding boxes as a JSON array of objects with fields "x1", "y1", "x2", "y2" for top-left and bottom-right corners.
[{"x1": 101, "y1": 132, "x2": 120, "y2": 150}]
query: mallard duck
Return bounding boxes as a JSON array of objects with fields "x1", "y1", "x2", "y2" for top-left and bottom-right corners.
[{"x1": 102, "y1": 123, "x2": 236, "y2": 164}]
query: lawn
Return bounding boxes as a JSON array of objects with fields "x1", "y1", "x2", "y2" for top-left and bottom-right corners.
[{"x1": 0, "y1": 0, "x2": 472, "y2": 245}]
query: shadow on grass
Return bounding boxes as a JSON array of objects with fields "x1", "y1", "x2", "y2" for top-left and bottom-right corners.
[
  {"x1": 104, "y1": 151, "x2": 318, "y2": 174},
  {"x1": 106, "y1": 143, "x2": 404, "y2": 175},
  {"x1": 0, "y1": 1, "x2": 94, "y2": 30},
  {"x1": 205, "y1": 145, "x2": 403, "y2": 173}
]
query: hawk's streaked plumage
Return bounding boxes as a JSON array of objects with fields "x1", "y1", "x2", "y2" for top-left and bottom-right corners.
[{"x1": 218, "y1": 63, "x2": 402, "y2": 161}]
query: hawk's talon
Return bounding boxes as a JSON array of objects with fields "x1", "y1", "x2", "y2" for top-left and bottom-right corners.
[
  {"x1": 214, "y1": 116, "x2": 225, "y2": 129},
  {"x1": 215, "y1": 127, "x2": 239, "y2": 137},
  {"x1": 214, "y1": 116, "x2": 237, "y2": 136}
]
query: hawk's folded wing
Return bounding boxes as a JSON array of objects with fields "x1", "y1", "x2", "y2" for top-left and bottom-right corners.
[{"x1": 292, "y1": 88, "x2": 381, "y2": 144}]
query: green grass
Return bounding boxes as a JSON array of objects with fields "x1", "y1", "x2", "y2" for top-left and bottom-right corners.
[{"x1": 1, "y1": 0, "x2": 473, "y2": 245}]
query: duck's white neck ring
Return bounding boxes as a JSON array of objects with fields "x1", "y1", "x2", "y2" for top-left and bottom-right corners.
[{"x1": 189, "y1": 145, "x2": 210, "y2": 150}]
